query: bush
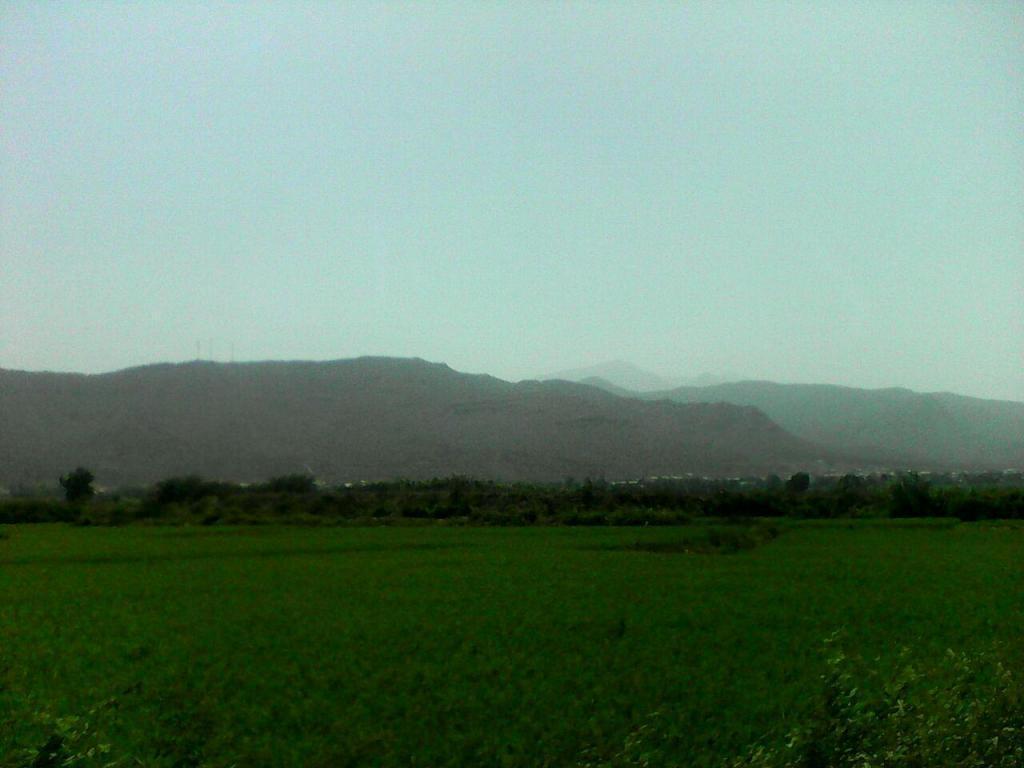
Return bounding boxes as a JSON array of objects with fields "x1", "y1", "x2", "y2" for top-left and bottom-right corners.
[
  {"x1": 0, "y1": 498, "x2": 76, "y2": 524},
  {"x1": 262, "y1": 474, "x2": 317, "y2": 494},
  {"x1": 941, "y1": 488, "x2": 1024, "y2": 521},
  {"x1": 152, "y1": 476, "x2": 236, "y2": 505},
  {"x1": 732, "y1": 637, "x2": 1024, "y2": 767},
  {"x1": 946, "y1": 490, "x2": 990, "y2": 522}
]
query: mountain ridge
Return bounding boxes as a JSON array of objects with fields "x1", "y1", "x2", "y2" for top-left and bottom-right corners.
[
  {"x1": 578, "y1": 378, "x2": 1024, "y2": 470},
  {"x1": 0, "y1": 357, "x2": 844, "y2": 488}
]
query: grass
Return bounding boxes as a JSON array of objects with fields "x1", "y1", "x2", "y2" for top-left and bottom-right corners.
[{"x1": 1, "y1": 521, "x2": 1022, "y2": 766}]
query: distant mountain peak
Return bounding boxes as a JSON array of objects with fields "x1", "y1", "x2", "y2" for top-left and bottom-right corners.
[
  {"x1": 540, "y1": 361, "x2": 667, "y2": 392},
  {"x1": 539, "y1": 361, "x2": 732, "y2": 393}
]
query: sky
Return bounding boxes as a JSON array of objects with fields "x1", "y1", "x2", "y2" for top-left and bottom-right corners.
[{"x1": 2, "y1": 1, "x2": 1022, "y2": 401}]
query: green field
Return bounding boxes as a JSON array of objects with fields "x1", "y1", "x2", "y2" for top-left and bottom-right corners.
[{"x1": 2, "y1": 522, "x2": 1022, "y2": 766}]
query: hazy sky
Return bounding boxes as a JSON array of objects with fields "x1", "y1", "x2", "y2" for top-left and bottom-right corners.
[{"x1": 2, "y1": 2, "x2": 1022, "y2": 400}]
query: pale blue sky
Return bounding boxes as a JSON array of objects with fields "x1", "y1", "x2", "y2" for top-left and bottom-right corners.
[{"x1": 2, "y1": 1, "x2": 1022, "y2": 400}]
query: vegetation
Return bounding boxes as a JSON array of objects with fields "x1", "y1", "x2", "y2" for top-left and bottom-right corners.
[
  {"x1": 58, "y1": 467, "x2": 95, "y2": 503},
  {"x1": 3, "y1": 472, "x2": 1023, "y2": 527},
  {"x1": 3, "y1": 471, "x2": 1020, "y2": 763},
  {"x1": 784, "y1": 471, "x2": 810, "y2": 494},
  {"x1": 1, "y1": 521, "x2": 1021, "y2": 766},
  {"x1": 731, "y1": 640, "x2": 1023, "y2": 767}
]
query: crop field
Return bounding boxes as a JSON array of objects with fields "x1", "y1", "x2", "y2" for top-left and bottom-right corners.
[{"x1": 2, "y1": 521, "x2": 1022, "y2": 767}]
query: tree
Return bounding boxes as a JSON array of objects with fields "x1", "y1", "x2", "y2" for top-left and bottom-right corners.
[
  {"x1": 785, "y1": 472, "x2": 810, "y2": 493},
  {"x1": 890, "y1": 472, "x2": 934, "y2": 517},
  {"x1": 837, "y1": 473, "x2": 864, "y2": 495},
  {"x1": 60, "y1": 467, "x2": 95, "y2": 503}
]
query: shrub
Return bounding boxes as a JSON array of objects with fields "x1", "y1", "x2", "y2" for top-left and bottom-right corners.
[
  {"x1": 152, "y1": 476, "x2": 236, "y2": 505},
  {"x1": 732, "y1": 637, "x2": 1024, "y2": 767},
  {"x1": 0, "y1": 498, "x2": 76, "y2": 524},
  {"x1": 262, "y1": 474, "x2": 317, "y2": 494},
  {"x1": 941, "y1": 488, "x2": 1024, "y2": 521}
]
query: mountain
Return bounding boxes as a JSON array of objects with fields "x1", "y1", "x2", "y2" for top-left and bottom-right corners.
[
  {"x1": 577, "y1": 377, "x2": 637, "y2": 398},
  {"x1": 539, "y1": 361, "x2": 730, "y2": 392},
  {"x1": 0, "y1": 358, "x2": 839, "y2": 488},
  {"x1": 613, "y1": 380, "x2": 1024, "y2": 470}
]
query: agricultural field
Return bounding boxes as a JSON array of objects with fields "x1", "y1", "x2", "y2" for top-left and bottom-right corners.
[{"x1": 2, "y1": 521, "x2": 1022, "y2": 766}]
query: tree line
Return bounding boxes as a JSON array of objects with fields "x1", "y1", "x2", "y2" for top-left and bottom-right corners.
[{"x1": 1, "y1": 470, "x2": 1022, "y2": 526}]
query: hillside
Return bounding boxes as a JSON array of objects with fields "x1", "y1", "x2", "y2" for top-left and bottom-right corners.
[
  {"x1": 0, "y1": 358, "x2": 839, "y2": 488},
  {"x1": 593, "y1": 380, "x2": 1024, "y2": 470}
]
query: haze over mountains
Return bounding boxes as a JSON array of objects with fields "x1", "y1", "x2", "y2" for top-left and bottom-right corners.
[
  {"x1": 0, "y1": 358, "x2": 832, "y2": 489},
  {"x1": 540, "y1": 361, "x2": 732, "y2": 392},
  {"x1": 578, "y1": 374, "x2": 1024, "y2": 472}
]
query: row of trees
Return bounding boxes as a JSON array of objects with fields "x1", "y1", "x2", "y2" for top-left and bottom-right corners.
[{"x1": 8, "y1": 468, "x2": 1020, "y2": 526}]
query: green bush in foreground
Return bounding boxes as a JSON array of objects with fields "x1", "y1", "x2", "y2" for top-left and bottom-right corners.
[
  {"x1": 579, "y1": 639, "x2": 1023, "y2": 768},
  {"x1": 731, "y1": 638, "x2": 1023, "y2": 768}
]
